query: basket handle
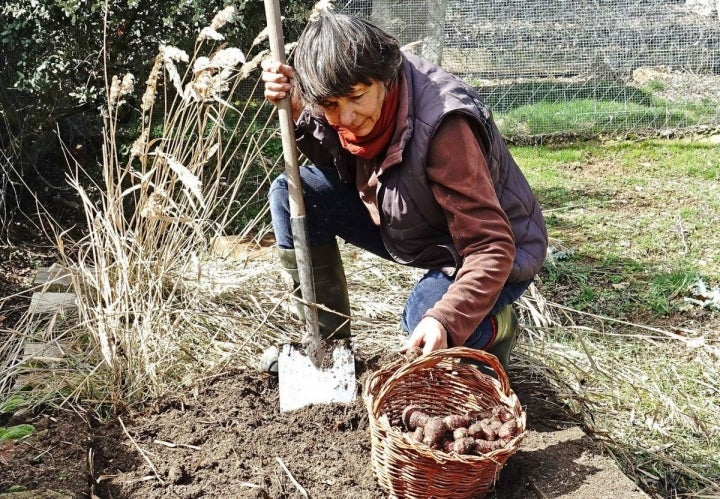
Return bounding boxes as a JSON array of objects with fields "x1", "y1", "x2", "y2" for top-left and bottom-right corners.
[{"x1": 372, "y1": 347, "x2": 512, "y2": 415}]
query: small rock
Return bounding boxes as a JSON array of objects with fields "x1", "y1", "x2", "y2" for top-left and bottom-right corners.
[{"x1": 167, "y1": 465, "x2": 185, "y2": 484}]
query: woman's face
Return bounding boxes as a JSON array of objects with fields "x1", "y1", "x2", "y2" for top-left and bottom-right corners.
[{"x1": 319, "y1": 80, "x2": 386, "y2": 137}]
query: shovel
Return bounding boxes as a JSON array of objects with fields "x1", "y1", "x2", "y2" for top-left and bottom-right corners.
[{"x1": 263, "y1": 0, "x2": 356, "y2": 413}]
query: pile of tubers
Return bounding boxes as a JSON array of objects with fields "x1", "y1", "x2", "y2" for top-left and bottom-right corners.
[{"x1": 400, "y1": 404, "x2": 521, "y2": 455}]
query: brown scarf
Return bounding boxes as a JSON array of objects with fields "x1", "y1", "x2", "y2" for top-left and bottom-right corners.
[{"x1": 335, "y1": 81, "x2": 399, "y2": 160}]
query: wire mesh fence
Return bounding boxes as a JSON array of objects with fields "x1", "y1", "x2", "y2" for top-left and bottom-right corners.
[{"x1": 341, "y1": 0, "x2": 720, "y2": 139}]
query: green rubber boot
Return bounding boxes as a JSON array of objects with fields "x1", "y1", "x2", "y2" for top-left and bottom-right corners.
[
  {"x1": 485, "y1": 304, "x2": 519, "y2": 373},
  {"x1": 277, "y1": 240, "x2": 351, "y2": 340}
]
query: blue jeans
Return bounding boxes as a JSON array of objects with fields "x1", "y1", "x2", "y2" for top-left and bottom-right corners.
[
  {"x1": 268, "y1": 165, "x2": 531, "y2": 348},
  {"x1": 269, "y1": 165, "x2": 389, "y2": 256}
]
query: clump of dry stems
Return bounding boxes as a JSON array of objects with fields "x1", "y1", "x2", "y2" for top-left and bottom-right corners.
[
  {"x1": 516, "y1": 285, "x2": 720, "y2": 496},
  {"x1": 0, "y1": 6, "x2": 303, "y2": 408},
  {"x1": 66, "y1": 7, "x2": 290, "y2": 404}
]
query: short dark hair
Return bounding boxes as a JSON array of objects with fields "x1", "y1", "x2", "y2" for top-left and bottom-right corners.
[{"x1": 292, "y1": 11, "x2": 402, "y2": 107}]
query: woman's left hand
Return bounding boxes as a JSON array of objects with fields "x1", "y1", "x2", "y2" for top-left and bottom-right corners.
[{"x1": 402, "y1": 317, "x2": 448, "y2": 354}]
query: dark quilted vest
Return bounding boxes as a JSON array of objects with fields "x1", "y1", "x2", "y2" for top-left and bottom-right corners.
[{"x1": 296, "y1": 53, "x2": 547, "y2": 283}]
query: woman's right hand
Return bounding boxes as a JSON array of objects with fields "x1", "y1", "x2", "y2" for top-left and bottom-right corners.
[{"x1": 261, "y1": 59, "x2": 295, "y2": 105}]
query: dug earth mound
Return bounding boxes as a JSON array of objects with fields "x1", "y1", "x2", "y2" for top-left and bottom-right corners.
[{"x1": 2, "y1": 354, "x2": 649, "y2": 498}]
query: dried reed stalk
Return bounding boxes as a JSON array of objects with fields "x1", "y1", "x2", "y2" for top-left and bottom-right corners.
[{"x1": 0, "y1": 6, "x2": 293, "y2": 407}]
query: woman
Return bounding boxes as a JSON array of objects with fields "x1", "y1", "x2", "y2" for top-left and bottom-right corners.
[{"x1": 261, "y1": 11, "x2": 547, "y2": 371}]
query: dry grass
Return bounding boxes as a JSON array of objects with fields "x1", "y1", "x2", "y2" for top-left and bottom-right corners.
[
  {"x1": 0, "y1": 6, "x2": 291, "y2": 408},
  {"x1": 0, "y1": 1, "x2": 408, "y2": 411},
  {"x1": 0, "y1": 112, "x2": 16, "y2": 243},
  {"x1": 516, "y1": 285, "x2": 720, "y2": 496}
]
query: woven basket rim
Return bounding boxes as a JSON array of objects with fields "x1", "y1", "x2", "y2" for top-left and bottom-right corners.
[{"x1": 365, "y1": 347, "x2": 514, "y2": 412}]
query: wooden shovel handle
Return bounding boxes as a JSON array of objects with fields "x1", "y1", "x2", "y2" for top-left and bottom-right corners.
[{"x1": 263, "y1": 0, "x2": 322, "y2": 350}]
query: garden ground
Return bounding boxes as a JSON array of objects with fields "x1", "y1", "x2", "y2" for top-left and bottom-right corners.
[{"x1": 2, "y1": 241, "x2": 647, "y2": 499}]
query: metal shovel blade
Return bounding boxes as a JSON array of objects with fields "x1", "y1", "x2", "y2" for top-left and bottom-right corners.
[{"x1": 278, "y1": 343, "x2": 356, "y2": 413}]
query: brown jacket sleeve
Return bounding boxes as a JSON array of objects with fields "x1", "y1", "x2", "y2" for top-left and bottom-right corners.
[{"x1": 422, "y1": 114, "x2": 516, "y2": 346}]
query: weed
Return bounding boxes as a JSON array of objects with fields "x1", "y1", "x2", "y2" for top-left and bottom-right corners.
[
  {"x1": 3, "y1": 486, "x2": 27, "y2": 493},
  {"x1": 647, "y1": 269, "x2": 699, "y2": 314},
  {"x1": 642, "y1": 79, "x2": 666, "y2": 93},
  {"x1": 0, "y1": 424, "x2": 35, "y2": 441},
  {"x1": 0, "y1": 395, "x2": 25, "y2": 413}
]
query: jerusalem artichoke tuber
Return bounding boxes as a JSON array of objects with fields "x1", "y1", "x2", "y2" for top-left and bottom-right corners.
[{"x1": 422, "y1": 417, "x2": 447, "y2": 448}]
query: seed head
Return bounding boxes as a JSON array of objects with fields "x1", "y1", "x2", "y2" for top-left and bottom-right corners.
[
  {"x1": 142, "y1": 55, "x2": 163, "y2": 112},
  {"x1": 199, "y1": 27, "x2": 224, "y2": 41},
  {"x1": 209, "y1": 6, "x2": 235, "y2": 30}
]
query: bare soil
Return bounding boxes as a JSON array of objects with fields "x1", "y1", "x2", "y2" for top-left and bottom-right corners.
[
  {"x1": 2, "y1": 367, "x2": 649, "y2": 499},
  {"x1": 0, "y1": 309, "x2": 649, "y2": 499}
]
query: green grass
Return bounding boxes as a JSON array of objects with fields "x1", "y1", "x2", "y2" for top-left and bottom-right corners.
[
  {"x1": 0, "y1": 395, "x2": 25, "y2": 413},
  {"x1": 512, "y1": 139, "x2": 720, "y2": 278},
  {"x1": 647, "y1": 269, "x2": 699, "y2": 314},
  {"x1": 481, "y1": 80, "x2": 719, "y2": 137},
  {"x1": 497, "y1": 99, "x2": 691, "y2": 136},
  {"x1": 0, "y1": 424, "x2": 35, "y2": 441},
  {"x1": 641, "y1": 79, "x2": 666, "y2": 93},
  {"x1": 2, "y1": 486, "x2": 28, "y2": 493},
  {"x1": 513, "y1": 137, "x2": 720, "y2": 496}
]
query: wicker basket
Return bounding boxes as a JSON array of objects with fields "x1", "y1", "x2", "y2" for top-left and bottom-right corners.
[{"x1": 362, "y1": 347, "x2": 526, "y2": 499}]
